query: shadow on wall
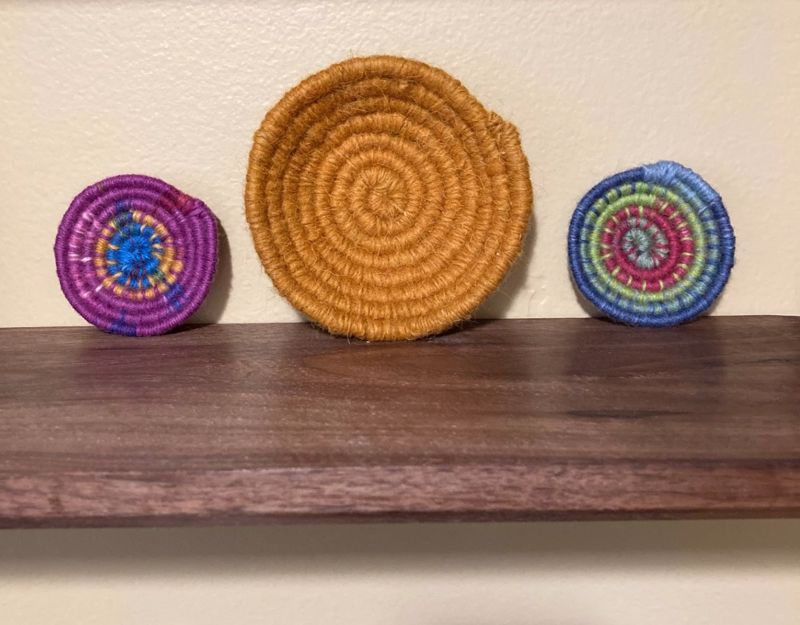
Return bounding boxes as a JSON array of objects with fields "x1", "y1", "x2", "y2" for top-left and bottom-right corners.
[
  {"x1": 0, "y1": 520, "x2": 798, "y2": 577},
  {"x1": 190, "y1": 221, "x2": 233, "y2": 324}
]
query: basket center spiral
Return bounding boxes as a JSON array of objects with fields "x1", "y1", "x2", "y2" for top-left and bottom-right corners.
[
  {"x1": 359, "y1": 167, "x2": 406, "y2": 221},
  {"x1": 111, "y1": 219, "x2": 161, "y2": 279},
  {"x1": 598, "y1": 202, "x2": 695, "y2": 292},
  {"x1": 97, "y1": 208, "x2": 182, "y2": 298},
  {"x1": 622, "y1": 223, "x2": 667, "y2": 269}
]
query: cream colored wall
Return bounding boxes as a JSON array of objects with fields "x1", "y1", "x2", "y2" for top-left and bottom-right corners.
[
  {"x1": 1, "y1": 521, "x2": 799, "y2": 625},
  {"x1": 1, "y1": 0, "x2": 798, "y2": 329},
  {"x1": 1, "y1": 3, "x2": 799, "y2": 624}
]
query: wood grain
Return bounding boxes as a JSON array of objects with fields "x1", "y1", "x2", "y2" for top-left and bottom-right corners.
[{"x1": 0, "y1": 316, "x2": 798, "y2": 527}]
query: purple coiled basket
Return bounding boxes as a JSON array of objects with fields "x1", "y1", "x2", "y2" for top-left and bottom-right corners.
[{"x1": 54, "y1": 174, "x2": 218, "y2": 336}]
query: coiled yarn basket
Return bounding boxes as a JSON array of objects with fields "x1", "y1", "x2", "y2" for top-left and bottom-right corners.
[
  {"x1": 55, "y1": 174, "x2": 218, "y2": 336},
  {"x1": 568, "y1": 161, "x2": 735, "y2": 326},
  {"x1": 246, "y1": 55, "x2": 533, "y2": 341}
]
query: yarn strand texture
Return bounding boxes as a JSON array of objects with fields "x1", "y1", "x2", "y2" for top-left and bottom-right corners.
[{"x1": 246, "y1": 55, "x2": 533, "y2": 341}]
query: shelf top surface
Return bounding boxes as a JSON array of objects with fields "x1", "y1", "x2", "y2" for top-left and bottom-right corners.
[{"x1": 1, "y1": 316, "x2": 798, "y2": 526}]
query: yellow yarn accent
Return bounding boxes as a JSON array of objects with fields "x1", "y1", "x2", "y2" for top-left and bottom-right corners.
[
  {"x1": 158, "y1": 245, "x2": 176, "y2": 276},
  {"x1": 245, "y1": 55, "x2": 533, "y2": 341}
]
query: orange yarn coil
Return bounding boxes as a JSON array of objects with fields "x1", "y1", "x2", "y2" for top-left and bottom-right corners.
[{"x1": 245, "y1": 55, "x2": 533, "y2": 340}]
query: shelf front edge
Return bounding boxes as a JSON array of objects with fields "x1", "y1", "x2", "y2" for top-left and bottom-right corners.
[{"x1": 2, "y1": 460, "x2": 799, "y2": 528}]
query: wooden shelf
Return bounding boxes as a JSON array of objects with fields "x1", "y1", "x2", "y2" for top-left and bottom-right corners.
[{"x1": 0, "y1": 316, "x2": 798, "y2": 528}]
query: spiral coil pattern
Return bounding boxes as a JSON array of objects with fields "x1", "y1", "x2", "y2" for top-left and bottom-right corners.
[
  {"x1": 55, "y1": 175, "x2": 218, "y2": 335},
  {"x1": 568, "y1": 161, "x2": 735, "y2": 326},
  {"x1": 246, "y1": 56, "x2": 532, "y2": 340}
]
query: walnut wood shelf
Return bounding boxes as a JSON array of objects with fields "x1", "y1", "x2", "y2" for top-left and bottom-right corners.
[{"x1": 0, "y1": 316, "x2": 798, "y2": 528}]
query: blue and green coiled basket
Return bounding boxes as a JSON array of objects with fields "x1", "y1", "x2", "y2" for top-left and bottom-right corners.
[{"x1": 568, "y1": 161, "x2": 735, "y2": 327}]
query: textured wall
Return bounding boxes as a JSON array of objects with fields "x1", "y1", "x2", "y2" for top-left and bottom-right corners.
[{"x1": 1, "y1": 0, "x2": 798, "y2": 329}]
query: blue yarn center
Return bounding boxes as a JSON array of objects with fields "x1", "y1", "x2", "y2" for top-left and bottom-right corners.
[
  {"x1": 621, "y1": 222, "x2": 667, "y2": 270},
  {"x1": 105, "y1": 213, "x2": 163, "y2": 289}
]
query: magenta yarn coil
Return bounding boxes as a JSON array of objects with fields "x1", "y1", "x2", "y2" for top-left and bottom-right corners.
[{"x1": 55, "y1": 175, "x2": 218, "y2": 336}]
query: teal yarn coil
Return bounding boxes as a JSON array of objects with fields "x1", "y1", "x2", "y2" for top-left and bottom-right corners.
[{"x1": 568, "y1": 161, "x2": 735, "y2": 326}]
